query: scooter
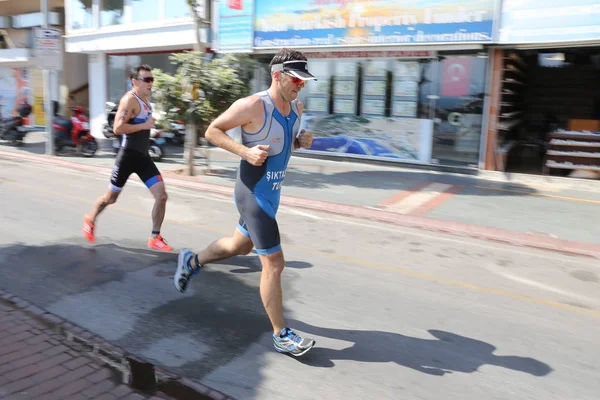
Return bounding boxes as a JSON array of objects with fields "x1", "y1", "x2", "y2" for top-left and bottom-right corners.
[
  {"x1": 103, "y1": 101, "x2": 165, "y2": 162},
  {"x1": 52, "y1": 101, "x2": 98, "y2": 157},
  {"x1": 0, "y1": 102, "x2": 33, "y2": 146}
]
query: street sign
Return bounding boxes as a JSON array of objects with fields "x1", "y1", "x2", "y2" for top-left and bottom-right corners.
[{"x1": 33, "y1": 27, "x2": 62, "y2": 71}]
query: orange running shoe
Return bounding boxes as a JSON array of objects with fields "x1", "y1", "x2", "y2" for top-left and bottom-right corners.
[
  {"x1": 148, "y1": 235, "x2": 173, "y2": 251},
  {"x1": 83, "y1": 215, "x2": 95, "y2": 243}
]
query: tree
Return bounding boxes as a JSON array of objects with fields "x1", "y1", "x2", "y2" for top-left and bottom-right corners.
[
  {"x1": 182, "y1": 0, "x2": 211, "y2": 175},
  {"x1": 152, "y1": 52, "x2": 254, "y2": 164}
]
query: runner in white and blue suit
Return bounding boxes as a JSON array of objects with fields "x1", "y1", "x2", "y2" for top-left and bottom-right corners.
[{"x1": 174, "y1": 48, "x2": 317, "y2": 357}]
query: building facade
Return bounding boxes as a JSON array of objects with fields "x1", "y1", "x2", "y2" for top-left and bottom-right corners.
[
  {"x1": 64, "y1": 0, "x2": 211, "y2": 138},
  {"x1": 485, "y1": 0, "x2": 600, "y2": 178},
  {"x1": 214, "y1": 0, "x2": 498, "y2": 169},
  {"x1": 0, "y1": 0, "x2": 87, "y2": 125}
]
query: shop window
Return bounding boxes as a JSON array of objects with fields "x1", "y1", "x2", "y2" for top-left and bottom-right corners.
[
  {"x1": 132, "y1": 0, "x2": 160, "y2": 23},
  {"x1": 70, "y1": 0, "x2": 93, "y2": 30},
  {"x1": 164, "y1": 0, "x2": 192, "y2": 19},
  {"x1": 107, "y1": 53, "x2": 181, "y2": 104},
  {"x1": 101, "y1": 0, "x2": 125, "y2": 26},
  {"x1": 431, "y1": 54, "x2": 488, "y2": 166}
]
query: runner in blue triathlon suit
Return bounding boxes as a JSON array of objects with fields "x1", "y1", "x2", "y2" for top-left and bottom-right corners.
[
  {"x1": 83, "y1": 64, "x2": 172, "y2": 251},
  {"x1": 173, "y1": 48, "x2": 317, "y2": 357}
]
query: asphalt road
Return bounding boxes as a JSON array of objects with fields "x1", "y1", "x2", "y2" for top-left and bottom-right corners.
[{"x1": 0, "y1": 156, "x2": 599, "y2": 400}]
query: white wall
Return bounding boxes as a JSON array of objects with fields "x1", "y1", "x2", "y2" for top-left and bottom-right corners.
[{"x1": 87, "y1": 53, "x2": 107, "y2": 139}]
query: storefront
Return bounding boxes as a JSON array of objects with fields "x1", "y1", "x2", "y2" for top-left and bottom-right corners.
[
  {"x1": 485, "y1": 0, "x2": 600, "y2": 178},
  {"x1": 220, "y1": 0, "x2": 498, "y2": 168}
]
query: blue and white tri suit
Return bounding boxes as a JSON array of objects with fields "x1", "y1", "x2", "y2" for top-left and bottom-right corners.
[{"x1": 233, "y1": 91, "x2": 301, "y2": 255}]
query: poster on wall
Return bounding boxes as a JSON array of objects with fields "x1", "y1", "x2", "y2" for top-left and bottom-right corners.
[
  {"x1": 499, "y1": 0, "x2": 600, "y2": 43},
  {"x1": 306, "y1": 60, "x2": 330, "y2": 114},
  {"x1": 395, "y1": 61, "x2": 421, "y2": 81},
  {"x1": 394, "y1": 81, "x2": 418, "y2": 98},
  {"x1": 30, "y1": 69, "x2": 46, "y2": 125},
  {"x1": 307, "y1": 97, "x2": 328, "y2": 113},
  {"x1": 363, "y1": 81, "x2": 386, "y2": 96},
  {"x1": 333, "y1": 99, "x2": 355, "y2": 114},
  {"x1": 0, "y1": 68, "x2": 35, "y2": 125},
  {"x1": 300, "y1": 113, "x2": 433, "y2": 162},
  {"x1": 254, "y1": 0, "x2": 495, "y2": 48},
  {"x1": 217, "y1": 0, "x2": 254, "y2": 53},
  {"x1": 393, "y1": 101, "x2": 418, "y2": 118}
]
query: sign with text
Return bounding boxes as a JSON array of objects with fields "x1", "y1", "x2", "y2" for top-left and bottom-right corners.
[
  {"x1": 217, "y1": 0, "x2": 254, "y2": 53},
  {"x1": 499, "y1": 0, "x2": 600, "y2": 43},
  {"x1": 254, "y1": 0, "x2": 495, "y2": 49},
  {"x1": 33, "y1": 28, "x2": 62, "y2": 71}
]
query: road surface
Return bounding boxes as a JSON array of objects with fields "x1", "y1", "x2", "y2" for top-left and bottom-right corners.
[{"x1": 0, "y1": 156, "x2": 599, "y2": 400}]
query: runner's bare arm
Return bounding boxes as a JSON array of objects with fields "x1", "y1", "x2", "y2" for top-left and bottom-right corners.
[{"x1": 205, "y1": 96, "x2": 264, "y2": 159}]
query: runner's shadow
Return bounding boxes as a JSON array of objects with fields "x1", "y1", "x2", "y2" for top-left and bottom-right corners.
[
  {"x1": 214, "y1": 254, "x2": 313, "y2": 274},
  {"x1": 291, "y1": 321, "x2": 552, "y2": 377}
]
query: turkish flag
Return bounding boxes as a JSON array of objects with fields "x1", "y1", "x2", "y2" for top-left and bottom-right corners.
[
  {"x1": 441, "y1": 57, "x2": 472, "y2": 97},
  {"x1": 228, "y1": 0, "x2": 243, "y2": 10}
]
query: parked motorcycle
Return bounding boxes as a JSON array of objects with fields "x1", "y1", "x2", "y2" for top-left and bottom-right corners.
[
  {"x1": 103, "y1": 102, "x2": 166, "y2": 162},
  {"x1": 52, "y1": 101, "x2": 98, "y2": 157},
  {"x1": 0, "y1": 102, "x2": 33, "y2": 146}
]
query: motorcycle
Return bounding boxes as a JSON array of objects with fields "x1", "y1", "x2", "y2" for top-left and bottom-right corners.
[
  {"x1": 0, "y1": 102, "x2": 33, "y2": 146},
  {"x1": 103, "y1": 102, "x2": 166, "y2": 162},
  {"x1": 161, "y1": 108, "x2": 186, "y2": 146},
  {"x1": 52, "y1": 101, "x2": 98, "y2": 157}
]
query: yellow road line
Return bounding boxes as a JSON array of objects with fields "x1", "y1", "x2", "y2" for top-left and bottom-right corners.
[
  {"x1": 474, "y1": 185, "x2": 600, "y2": 205},
  {"x1": 4, "y1": 179, "x2": 600, "y2": 318}
]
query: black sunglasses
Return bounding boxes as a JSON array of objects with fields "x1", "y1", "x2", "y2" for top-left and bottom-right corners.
[{"x1": 136, "y1": 76, "x2": 154, "y2": 83}]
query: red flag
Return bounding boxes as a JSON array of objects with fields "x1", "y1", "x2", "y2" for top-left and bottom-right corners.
[
  {"x1": 441, "y1": 57, "x2": 472, "y2": 97},
  {"x1": 228, "y1": 0, "x2": 243, "y2": 10}
]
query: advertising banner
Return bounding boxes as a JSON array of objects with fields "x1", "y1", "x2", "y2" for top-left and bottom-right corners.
[
  {"x1": 499, "y1": 0, "x2": 600, "y2": 43},
  {"x1": 0, "y1": 68, "x2": 47, "y2": 126},
  {"x1": 254, "y1": 0, "x2": 496, "y2": 49},
  {"x1": 217, "y1": 0, "x2": 254, "y2": 53}
]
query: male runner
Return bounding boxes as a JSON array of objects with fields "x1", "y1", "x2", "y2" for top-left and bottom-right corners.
[
  {"x1": 173, "y1": 48, "x2": 316, "y2": 356},
  {"x1": 83, "y1": 64, "x2": 172, "y2": 251}
]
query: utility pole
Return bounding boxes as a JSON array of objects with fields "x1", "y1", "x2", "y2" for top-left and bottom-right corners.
[{"x1": 41, "y1": 0, "x2": 55, "y2": 155}]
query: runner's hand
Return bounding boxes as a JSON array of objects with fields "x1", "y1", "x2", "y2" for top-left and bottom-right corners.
[
  {"x1": 144, "y1": 117, "x2": 156, "y2": 130},
  {"x1": 244, "y1": 145, "x2": 269, "y2": 166},
  {"x1": 298, "y1": 130, "x2": 313, "y2": 148}
]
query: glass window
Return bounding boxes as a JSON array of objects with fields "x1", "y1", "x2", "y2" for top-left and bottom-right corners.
[
  {"x1": 164, "y1": 0, "x2": 192, "y2": 19},
  {"x1": 107, "y1": 53, "x2": 180, "y2": 104},
  {"x1": 131, "y1": 0, "x2": 160, "y2": 23},
  {"x1": 431, "y1": 54, "x2": 488, "y2": 166},
  {"x1": 107, "y1": 56, "x2": 129, "y2": 103},
  {"x1": 101, "y1": 0, "x2": 125, "y2": 26},
  {"x1": 70, "y1": 0, "x2": 93, "y2": 30}
]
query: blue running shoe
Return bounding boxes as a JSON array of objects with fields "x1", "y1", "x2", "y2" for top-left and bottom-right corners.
[
  {"x1": 174, "y1": 248, "x2": 198, "y2": 293},
  {"x1": 273, "y1": 327, "x2": 315, "y2": 357}
]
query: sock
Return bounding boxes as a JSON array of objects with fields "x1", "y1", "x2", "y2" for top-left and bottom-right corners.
[
  {"x1": 152, "y1": 230, "x2": 160, "y2": 238},
  {"x1": 187, "y1": 254, "x2": 202, "y2": 270}
]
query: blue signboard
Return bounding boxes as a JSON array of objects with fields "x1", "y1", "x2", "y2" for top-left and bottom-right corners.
[
  {"x1": 499, "y1": 0, "x2": 600, "y2": 43},
  {"x1": 217, "y1": 0, "x2": 254, "y2": 53},
  {"x1": 253, "y1": 0, "x2": 496, "y2": 49}
]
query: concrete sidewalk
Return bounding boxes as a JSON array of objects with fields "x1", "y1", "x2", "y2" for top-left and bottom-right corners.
[
  {"x1": 0, "y1": 298, "x2": 170, "y2": 400},
  {"x1": 0, "y1": 291, "x2": 231, "y2": 400},
  {"x1": 2, "y1": 132, "x2": 600, "y2": 257}
]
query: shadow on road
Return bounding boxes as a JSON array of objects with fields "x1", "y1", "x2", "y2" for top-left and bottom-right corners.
[{"x1": 291, "y1": 321, "x2": 552, "y2": 377}]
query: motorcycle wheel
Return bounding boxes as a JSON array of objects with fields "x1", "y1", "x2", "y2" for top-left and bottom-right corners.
[
  {"x1": 81, "y1": 138, "x2": 98, "y2": 157},
  {"x1": 149, "y1": 144, "x2": 163, "y2": 161}
]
